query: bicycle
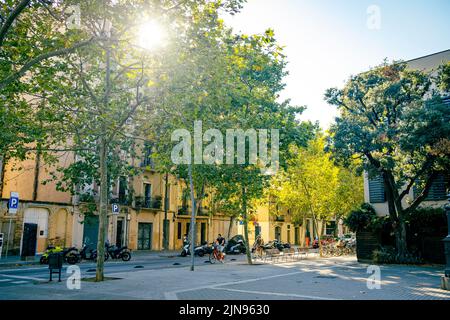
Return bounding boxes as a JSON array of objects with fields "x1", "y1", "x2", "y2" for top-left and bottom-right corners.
[{"x1": 209, "y1": 244, "x2": 225, "y2": 264}]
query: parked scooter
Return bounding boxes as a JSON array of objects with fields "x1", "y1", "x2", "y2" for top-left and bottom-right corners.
[
  {"x1": 72, "y1": 243, "x2": 108, "y2": 263},
  {"x1": 226, "y1": 239, "x2": 246, "y2": 254},
  {"x1": 262, "y1": 239, "x2": 290, "y2": 251},
  {"x1": 40, "y1": 245, "x2": 79, "y2": 265},
  {"x1": 105, "y1": 243, "x2": 132, "y2": 261},
  {"x1": 180, "y1": 241, "x2": 210, "y2": 257}
]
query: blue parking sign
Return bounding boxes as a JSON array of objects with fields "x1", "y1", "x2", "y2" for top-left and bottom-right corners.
[
  {"x1": 112, "y1": 204, "x2": 120, "y2": 214},
  {"x1": 8, "y1": 192, "x2": 19, "y2": 214}
]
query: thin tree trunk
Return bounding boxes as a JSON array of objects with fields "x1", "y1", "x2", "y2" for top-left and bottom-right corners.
[
  {"x1": 95, "y1": 135, "x2": 108, "y2": 282},
  {"x1": 96, "y1": 37, "x2": 111, "y2": 282},
  {"x1": 32, "y1": 149, "x2": 41, "y2": 201},
  {"x1": 163, "y1": 172, "x2": 169, "y2": 250},
  {"x1": 227, "y1": 215, "x2": 235, "y2": 239},
  {"x1": 0, "y1": 154, "x2": 6, "y2": 196},
  {"x1": 242, "y1": 186, "x2": 252, "y2": 265},
  {"x1": 188, "y1": 163, "x2": 196, "y2": 271}
]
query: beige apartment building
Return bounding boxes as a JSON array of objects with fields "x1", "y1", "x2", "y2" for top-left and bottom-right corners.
[{"x1": 0, "y1": 147, "x2": 236, "y2": 256}]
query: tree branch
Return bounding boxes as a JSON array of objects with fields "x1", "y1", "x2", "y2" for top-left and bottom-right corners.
[
  {"x1": 406, "y1": 171, "x2": 438, "y2": 214},
  {"x1": 0, "y1": 37, "x2": 96, "y2": 90},
  {"x1": 0, "y1": 0, "x2": 31, "y2": 48}
]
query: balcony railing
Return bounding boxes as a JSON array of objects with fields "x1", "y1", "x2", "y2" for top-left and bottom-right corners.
[
  {"x1": 177, "y1": 206, "x2": 209, "y2": 216},
  {"x1": 135, "y1": 196, "x2": 162, "y2": 210}
]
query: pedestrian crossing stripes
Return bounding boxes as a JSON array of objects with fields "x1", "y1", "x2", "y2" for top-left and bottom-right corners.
[{"x1": 0, "y1": 274, "x2": 45, "y2": 287}]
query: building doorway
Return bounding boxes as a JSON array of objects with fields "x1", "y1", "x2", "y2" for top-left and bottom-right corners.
[
  {"x1": 116, "y1": 219, "x2": 124, "y2": 246},
  {"x1": 255, "y1": 225, "x2": 261, "y2": 238},
  {"x1": 275, "y1": 226, "x2": 281, "y2": 241},
  {"x1": 83, "y1": 215, "x2": 99, "y2": 247},
  {"x1": 23, "y1": 208, "x2": 48, "y2": 254},
  {"x1": 200, "y1": 222, "x2": 206, "y2": 244},
  {"x1": 138, "y1": 223, "x2": 152, "y2": 250},
  {"x1": 21, "y1": 223, "x2": 37, "y2": 257}
]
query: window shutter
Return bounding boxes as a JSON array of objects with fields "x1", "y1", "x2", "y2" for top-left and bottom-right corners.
[{"x1": 368, "y1": 175, "x2": 386, "y2": 203}]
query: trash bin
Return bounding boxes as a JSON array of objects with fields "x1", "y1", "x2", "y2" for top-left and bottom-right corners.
[{"x1": 48, "y1": 252, "x2": 63, "y2": 282}]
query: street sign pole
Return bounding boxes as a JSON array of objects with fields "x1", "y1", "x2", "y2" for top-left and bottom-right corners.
[
  {"x1": 5, "y1": 217, "x2": 12, "y2": 259},
  {"x1": 5, "y1": 192, "x2": 19, "y2": 259}
]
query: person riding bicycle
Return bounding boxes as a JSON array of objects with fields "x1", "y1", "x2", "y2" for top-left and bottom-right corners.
[
  {"x1": 182, "y1": 234, "x2": 189, "y2": 247},
  {"x1": 254, "y1": 235, "x2": 264, "y2": 257},
  {"x1": 216, "y1": 234, "x2": 226, "y2": 260}
]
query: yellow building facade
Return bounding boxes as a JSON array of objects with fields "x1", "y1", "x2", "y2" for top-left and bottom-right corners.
[{"x1": 0, "y1": 150, "x2": 237, "y2": 256}]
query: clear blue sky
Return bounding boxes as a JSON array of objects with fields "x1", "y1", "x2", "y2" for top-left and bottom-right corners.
[{"x1": 223, "y1": 0, "x2": 450, "y2": 128}]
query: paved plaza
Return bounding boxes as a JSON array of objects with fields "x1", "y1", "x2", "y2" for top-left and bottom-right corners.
[{"x1": 1, "y1": 255, "x2": 449, "y2": 300}]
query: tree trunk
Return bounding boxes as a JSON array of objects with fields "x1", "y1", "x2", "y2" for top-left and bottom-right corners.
[
  {"x1": 311, "y1": 213, "x2": 323, "y2": 257},
  {"x1": 382, "y1": 172, "x2": 409, "y2": 258},
  {"x1": 95, "y1": 135, "x2": 108, "y2": 282},
  {"x1": 395, "y1": 218, "x2": 408, "y2": 259},
  {"x1": 188, "y1": 163, "x2": 196, "y2": 271},
  {"x1": 242, "y1": 186, "x2": 252, "y2": 265},
  {"x1": 96, "y1": 39, "x2": 111, "y2": 282},
  {"x1": 0, "y1": 154, "x2": 5, "y2": 196},
  {"x1": 163, "y1": 172, "x2": 169, "y2": 250},
  {"x1": 227, "y1": 215, "x2": 235, "y2": 239},
  {"x1": 32, "y1": 149, "x2": 41, "y2": 201}
]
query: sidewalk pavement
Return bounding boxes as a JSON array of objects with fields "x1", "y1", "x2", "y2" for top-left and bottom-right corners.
[
  {"x1": 0, "y1": 250, "x2": 181, "y2": 268},
  {"x1": 1, "y1": 255, "x2": 449, "y2": 300}
]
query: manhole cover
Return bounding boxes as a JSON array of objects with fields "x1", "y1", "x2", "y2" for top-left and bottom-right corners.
[{"x1": 134, "y1": 265, "x2": 144, "y2": 269}]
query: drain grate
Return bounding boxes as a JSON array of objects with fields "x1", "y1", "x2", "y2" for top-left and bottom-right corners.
[
  {"x1": 86, "y1": 269, "x2": 96, "y2": 272},
  {"x1": 134, "y1": 265, "x2": 144, "y2": 269}
]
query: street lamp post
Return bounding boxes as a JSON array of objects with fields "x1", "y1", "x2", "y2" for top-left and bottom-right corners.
[{"x1": 441, "y1": 193, "x2": 450, "y2": 290}]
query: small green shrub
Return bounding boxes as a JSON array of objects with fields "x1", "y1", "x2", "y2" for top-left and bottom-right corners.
[
  {"x1": 344, "y1": 203, "x2": 377, "y2": 232},
  {"x1": 372, "y1": 246, "x2": 424, "y2": 265}
]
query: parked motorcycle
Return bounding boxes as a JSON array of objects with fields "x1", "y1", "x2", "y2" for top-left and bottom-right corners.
[
  {"x1": 40, "y1": 245, "x2": 79, "y2": 265},
  {"x1": 70, "y1": 243, "x2": 108, "y2": 263},
  {"x1": 180, "y1": 241, "x2": 210, "y2": 257},
  {"x1": 263, "y1": 239, "x2": 290, "y2": 251},
  {"x1": 105, "y1": 243, "x2": 132, "y2": 261},
  {"x1": 225, "y1": 239, "x2": 246, "y2": 254}
]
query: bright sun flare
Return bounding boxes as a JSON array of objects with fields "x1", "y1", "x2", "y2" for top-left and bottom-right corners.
[{"x1": 138, "y1": 21, "x2": 166, "y2": 50}]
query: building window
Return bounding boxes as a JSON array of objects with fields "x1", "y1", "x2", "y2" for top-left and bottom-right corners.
[
  {"x1": 118, "y1": 176, "x2": 127, "y2": 204},
  {"x1": 141, "y1": 142, "x2": 154, "y2": 168},
  {"x1": 414, "y1": 173, "x2": 449, "y2": 201},
  {"x1": 368, "y1": 174, "x2": 386, "y2": 203},
  {"x1": 144, "y1": 183, "x2": 152, "y2": 208},
  {"x1": 177, "y1": 222, "x2": 182, "y2": 240}
]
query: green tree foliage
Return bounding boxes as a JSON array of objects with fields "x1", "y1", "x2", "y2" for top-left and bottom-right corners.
[
  {"x1": 325, "y1": 60, "x2": 450, "y2": 259},
  {"x1": 270, "y1": 135, "x2": 363, "y2": 253}
]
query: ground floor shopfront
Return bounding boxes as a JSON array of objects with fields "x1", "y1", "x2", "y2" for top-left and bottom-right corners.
[{"x1": 0, "y1": 200, "x2": 237, "y2": 257}]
